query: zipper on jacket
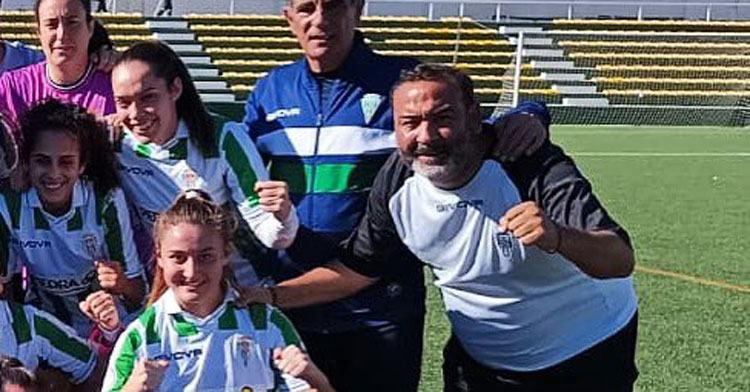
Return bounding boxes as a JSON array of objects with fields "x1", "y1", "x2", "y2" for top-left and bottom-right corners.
[{"x1": 310, "y1": 79, "x2": 325, "y2": 229}]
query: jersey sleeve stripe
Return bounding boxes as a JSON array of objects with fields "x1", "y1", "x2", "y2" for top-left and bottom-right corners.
[
  {"x1": 0, "y1": 216, "x2": 11, "y2": 278},
  {"x1": 102, "y1": 200, "x2": 125, "y2": 265},
  {"x1": 33, "y1": 314, "x2": 93, "y2": 362},
  {"x1": 249, "y1": 304, "x2": 267, "y2": 330},
  {"x1": 139, "y1": 306, "x2": 161, "y2": 345},
  {"x1": 168, "y1": 138, "x2": 188, "y2": 160},
  {"x1": 171, "y1": 314, "x2": 199, "y2": 336},
  {"x1": 222, "y1": 131, "x2": 260, "y2": 207},
  {"x1": 1, "y1": 189, "x2": 21, "y2": 229},
  {"x1": 8, "y1": 301, "x2": 32, "y2": 344},
  {"x1": 269, "y1": 309, "x2": 302, "y2": 347},
  {"x1": 134, "y1": 143, "x2": 152, "y2": 158},
  {"x1": 33, "y1": 208, "x2": 50, "y2": 230},
  {"x1": 110, "y1": 328, "x2": 143, "y2": 392},
  {"x1": 67, "y1": 207, "x2": 83, "y2": 231},
  {"x1": 218, "y1": 305, "x2": 238, "y2": 330}
]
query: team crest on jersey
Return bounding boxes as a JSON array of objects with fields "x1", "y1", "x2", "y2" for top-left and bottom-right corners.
[
  {"x1": 82, "y1": 234, "x2": 99, "y2": 259},
  {"x1": 182, "y1": 168, "x2": 198, "y2": 188},
  {"x1": 237, "y1": 335, "x2": 254, "y2": 367},
  {"x1": 494, "y1": 232, "x2": 514, "y2": 257},
  {"x1": 360, "y1": 93, "x2": 383, "y2": 124}
]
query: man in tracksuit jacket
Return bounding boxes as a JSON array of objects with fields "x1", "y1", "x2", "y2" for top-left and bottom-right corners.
[{"x1": 241, "y1": 0, "x2": 549, "y2": 390}]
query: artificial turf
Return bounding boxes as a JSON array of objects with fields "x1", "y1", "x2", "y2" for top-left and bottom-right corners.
[{"x1": 418, "y1": 125, "x2": 750, "y2": 391}]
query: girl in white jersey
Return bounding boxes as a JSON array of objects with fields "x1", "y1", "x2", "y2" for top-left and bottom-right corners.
[
  {"x1": 0, "y1": 100, "x2": 145, "y2": 340},
  {"x1": 109, "y1": 41, "x2": 298, "y2": 285},
  {"x1": 103, "y1": 191, "x2": 333, "y2": 392}
]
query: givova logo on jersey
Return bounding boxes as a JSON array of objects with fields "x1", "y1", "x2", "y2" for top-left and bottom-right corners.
[
  {"x1": 118, "y1": 163, "x2": 155, "y2": 177},
  {"x1": 151, "y1": 348, "x2": 203, "y2": 361},
  {"x1": 11, "y1": 238, "x2": 52, "y2": 249},
  {"x1": 435, "y1": 199, "x2": 484, "y2": 213}
]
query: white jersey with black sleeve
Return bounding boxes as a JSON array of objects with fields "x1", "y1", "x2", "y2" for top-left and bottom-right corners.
[
  {"x1": 342, "y1": 145, "x2": 638, "y2": 372},
  {"x1": 0, "y1": 300, "x2": 97, "y2": 384},
  {"x1": 102, "y1": 289, "x2": 310, "y2": 392},
  {"x1": 0, "y1": 180, "x2": 144, "y2": 337}
]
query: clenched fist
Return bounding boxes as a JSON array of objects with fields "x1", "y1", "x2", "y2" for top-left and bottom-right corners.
[
  {"x1": 256, "y1": 181, "x2": 292, "y2": 221},
  {"x1": 79, "y1": 290, "x2": 120, "y2": 332},
  {"x1": 96, "y1": 261, "x2": 128, "y2": 294},
  {"x1": 499, "y1": 201, "x2": 560, "y2": 252}
]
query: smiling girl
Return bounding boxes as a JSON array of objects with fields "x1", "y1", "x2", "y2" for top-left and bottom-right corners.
[
  {"x1": 103, "y1": 191, "x2": 332, "y2": 392},
  {"x1": 0, "y1": 100, "x2": 145, "y2": 338},
  {"x1": 110, "y1": 41, "x2": 298, "y2": 285}
]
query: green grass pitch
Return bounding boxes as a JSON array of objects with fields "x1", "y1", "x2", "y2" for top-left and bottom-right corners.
[{"x1": 418, "y1": 126, "x2": 750, "y2": 391}]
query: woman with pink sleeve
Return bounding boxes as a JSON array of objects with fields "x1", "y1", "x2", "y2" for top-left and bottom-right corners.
[{"x1": 0, "y1": 0, "x2": 114, "y2": 131}]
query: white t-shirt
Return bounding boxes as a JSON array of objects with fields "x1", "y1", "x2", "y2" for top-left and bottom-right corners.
[
  {"x1": 103, "y1": 289, "x2": 310, "y2": 392},
  {"x1": 0, "y1": 300, "x2": 97, "y2": 384},
  {"x1": 0, "y1": 181, "x2": 144, "y2": 337},
  {"x1": 344, "y1": 152, "x2": 638, "y2": 371}
]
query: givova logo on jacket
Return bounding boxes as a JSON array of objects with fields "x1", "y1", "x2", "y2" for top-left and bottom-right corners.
[{"x1": 266, "y1": 107, "x2": 301, "y2": 122}]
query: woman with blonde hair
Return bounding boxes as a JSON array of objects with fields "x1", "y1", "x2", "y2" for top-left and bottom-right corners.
[{"x1": 103, "y1": 191, "x2": 333, "y2": 392}]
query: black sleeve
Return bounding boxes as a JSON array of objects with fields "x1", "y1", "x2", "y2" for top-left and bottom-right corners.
[
  {"x1": 503, "y1": 142, "x2": 632, "y2": 248},
  {"x1": 340, "y1": 152, "x2": 419, "y2": 278}
]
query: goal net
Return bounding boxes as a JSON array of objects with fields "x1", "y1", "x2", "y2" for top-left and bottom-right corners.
[{"x1": 503, "y1": 30, "x2": 750, "y2": 126}]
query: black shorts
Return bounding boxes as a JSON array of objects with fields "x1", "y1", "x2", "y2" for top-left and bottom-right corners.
[
  {"x1": 300, "y1": 315, "x2": 425, "y2": 392},
  {"x1": 443, "y1": 312, "x2": 639, "y2": 392}
]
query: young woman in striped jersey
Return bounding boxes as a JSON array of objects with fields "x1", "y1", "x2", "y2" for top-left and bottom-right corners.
[
  {"x1": 109, "y1": 40, "x2": 298, "y2": 286},
  {"x1": 0, "y1": 301, "x2": 106, "y2": 392},
  {"x1": 0, "y1": 100, "x2": 145, "y2": 340},
  {"x1": 103, "y1": 191, "x2": 332, "y2": 392}
]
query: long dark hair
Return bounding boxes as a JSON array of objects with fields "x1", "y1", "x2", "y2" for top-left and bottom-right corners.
[
  {"x1": 19, "y1": 99, "x2": 119, "y2": 194},
  {"x1": 114, "y1": 41, "x2": 217, "y2": 157}
]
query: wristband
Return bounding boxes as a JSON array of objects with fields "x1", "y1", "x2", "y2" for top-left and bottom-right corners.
[{"x1": 99, "y1": 324, "x2": 122, "y2": 344}]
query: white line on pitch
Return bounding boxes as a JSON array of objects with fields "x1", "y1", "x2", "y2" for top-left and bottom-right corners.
[{"x1": 570, "y1": 152, "x2": 750, "y2": 157}]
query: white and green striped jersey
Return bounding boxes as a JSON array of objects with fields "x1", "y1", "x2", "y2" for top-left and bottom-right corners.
[
  {"x1": 0, "y1": 180, "x2": 144, "y2": 337},
  {"x1": 0, "y1": 300, "x2": 97, "y2": 384},
  {"x1": 116, "y1": 120, "x2": 299, "y2": 286},
  {"x1": 103, "y1": 289, "x2": 311, "y2": 392}
]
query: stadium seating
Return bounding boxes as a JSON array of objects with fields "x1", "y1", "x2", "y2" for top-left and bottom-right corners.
[
  {"x1": 184, "y1": 14, "x2": 555, "y2": 107},
  {"x1": 4, "y1": 9, "x2": 749, "y2": 118},
  {"x1": 0, "y1": 10, "x2": 556, "y2": 111},
  {"x1": 540, "y1": 19, "x2": 750, "y2": 106}
]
